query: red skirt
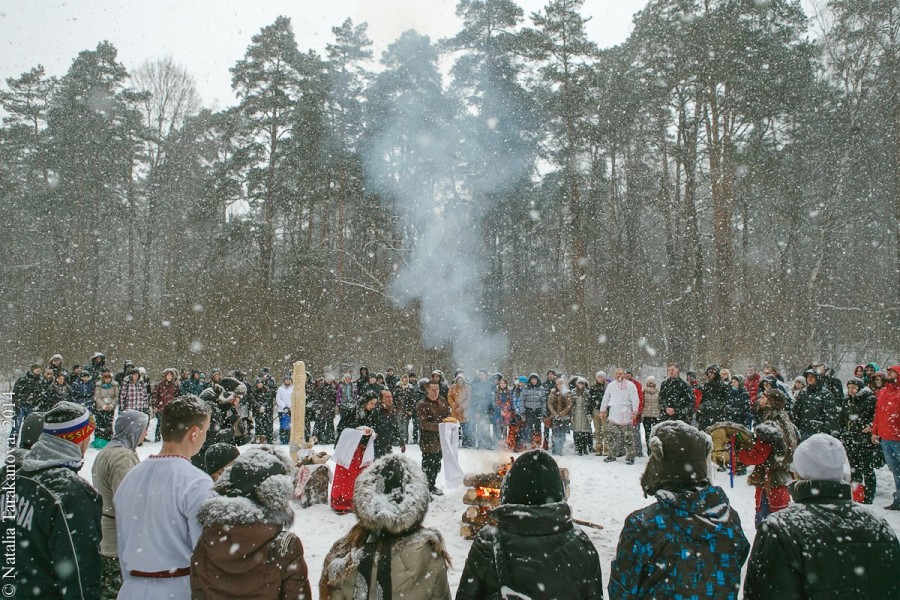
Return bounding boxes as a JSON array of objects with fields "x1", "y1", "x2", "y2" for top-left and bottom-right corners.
[{"x1": 330, "y1": 442, "x2": 367, "y2": 513}]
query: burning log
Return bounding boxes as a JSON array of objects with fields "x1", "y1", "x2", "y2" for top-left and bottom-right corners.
[
  {"x1": 463, "y1": 473, "x2": 504, "y2": 488},
  {"x1": 463, "y1": 489, "x2": 501, "y2": 507},
  {"x1": 459, "y1": 460, "x2": 571, "y2": 539}
]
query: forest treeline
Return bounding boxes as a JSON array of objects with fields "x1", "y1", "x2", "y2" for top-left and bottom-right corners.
[{"x1": 1, "y1": 0, "x2": 898, "y2": 376}]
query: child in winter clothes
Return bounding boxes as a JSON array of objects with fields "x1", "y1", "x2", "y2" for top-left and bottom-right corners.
[
  {"x1": 191, "y1": 446, "x2": 312, "y2": 600},
  {"x1": 43, "y1": 371, "x2": 71, "y2": 410},
  {"x1": 738, "y1": 389, "x2": 800, "y2": 526},
  {"x1": 275, "y1": 376, "x2": 293, "y2": 444},
  {"x1": 71, "y1": 370, "x2": 95, "y2": 410},
  {"x1": 569, "y1": 376, "x2": 594, "y2": 456},
  {"x1": 321, "y1": 454, "x2": 451, "y2": 599},
  {"x1": 547, "y1": 378, "x2": 573, "y2": 456},
  {"x1": 93, "y1": 370, "x2": 119, "y2": 447}
]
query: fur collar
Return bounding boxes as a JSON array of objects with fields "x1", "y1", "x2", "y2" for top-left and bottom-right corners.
[{"x1": 198, "y1": 474, "x2": 294, "y2": 529}]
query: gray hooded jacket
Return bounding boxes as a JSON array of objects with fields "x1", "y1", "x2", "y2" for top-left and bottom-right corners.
[{"x1": 91, "y1": 410, "x2": 149, "y2": 556}]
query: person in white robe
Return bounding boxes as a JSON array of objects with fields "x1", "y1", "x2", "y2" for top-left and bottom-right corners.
[{"x1": 114, "y1": 397, "x2": 215, "y2": 599}]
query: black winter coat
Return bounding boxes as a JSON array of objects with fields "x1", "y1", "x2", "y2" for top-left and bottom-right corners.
[
  {"x1": 659, "y1": 376, "x2": 694, "y2": 422},
  {"x1": 588, "y1": 382, "x2": 606, "y2": 413},
  {"x1": 11, "y1": 439, "x2": 103, "y2": 599},
  {"x1": 791, "y1": 383, "x2": 840, "y2": 436},
  {"x1": 744, "y1": 479, "x2": 900, "y2": 599},
  {"x1": 372, "y1": 407, "x2": 404, "y2": 458},
  {"x1": 724, "y1": 387, "x2": 751, "y2": 426},
  {"x1": 456, "y1": 502, "x2": 603, "y2": 600},
  {"x1": 839, "y1": 388, "x2": 879, "y2": 468},
  {"x1": 698, "y1": 379, "x2": 730, "y2": 430},
  {"x1": 245, "y1": 385, "x2": 275, "y2": 418},
  {"x1": 13, "y1": 372, "x2": 44, "y2": 411}
]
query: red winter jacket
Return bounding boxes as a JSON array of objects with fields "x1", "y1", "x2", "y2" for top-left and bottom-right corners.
[
  {"x1": 872, "y1": 366, "x2": 900, "y2": 441},
  {"x1": 745, "y1": 373, "x2": 761, "y2": 406},
  {"x1": 630, "y1": 378, "x2": 644, "y2": 424}
]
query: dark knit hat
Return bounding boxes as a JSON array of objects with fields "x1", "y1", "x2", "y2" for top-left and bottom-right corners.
[
  {"x1": 19, "y1": 412, "x2": 46, "y2": 450},
  {"x1": 640, "y1": 420, "x2": 712, "y2": 496},
  {"x1": 204, "y1": 443, "x2": 240, "y2": 476},
  {"x1": 501, "y1": 449, "x2": 565, "y2": 506}
]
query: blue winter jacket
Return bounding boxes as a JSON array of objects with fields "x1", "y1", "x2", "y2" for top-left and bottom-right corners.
[{"x1": 609, "y1": 485, "x2": 750, "y2": 600}]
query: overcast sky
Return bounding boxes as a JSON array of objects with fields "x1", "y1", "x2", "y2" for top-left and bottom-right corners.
[{"x1": 1, "y1": 0, "x2": 648, "y2": 108}]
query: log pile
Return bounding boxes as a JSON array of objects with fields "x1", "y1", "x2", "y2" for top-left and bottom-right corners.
[{"x1": 459, "y1": 464, "x2": 570, "y2": 539}]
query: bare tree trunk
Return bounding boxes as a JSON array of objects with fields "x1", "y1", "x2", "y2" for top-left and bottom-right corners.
[{"x1": 260, "y1": 122, "x2": 278, "y2": 281}]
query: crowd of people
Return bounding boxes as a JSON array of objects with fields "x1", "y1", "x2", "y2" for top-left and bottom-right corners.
[{"x1": 7, "y1": 351, "x2": 900, "y2": 599}]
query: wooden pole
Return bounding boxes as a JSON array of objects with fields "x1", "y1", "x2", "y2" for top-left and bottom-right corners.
[{"x1": 290, "y1": 361, "x2": 307, "y2": 463}]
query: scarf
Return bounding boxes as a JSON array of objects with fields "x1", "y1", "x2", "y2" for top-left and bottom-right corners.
[{"x1": 355, "y1": 533, "x2": 393, "y2": 600}]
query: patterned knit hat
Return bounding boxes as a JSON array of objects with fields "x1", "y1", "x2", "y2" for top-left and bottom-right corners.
[{"x1": 43, "y1": 401, "x2": 95, "y2": 445}]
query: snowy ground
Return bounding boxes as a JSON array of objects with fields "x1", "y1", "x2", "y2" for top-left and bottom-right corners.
[{"x1": 77, "y1": 436, "x2": 900, "y2": 596}]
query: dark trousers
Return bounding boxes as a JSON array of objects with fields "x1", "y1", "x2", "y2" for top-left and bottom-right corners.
[
  {"x1": 522, "y1": 409, "x2": 543, "y2": 449},
  {"x1": 574, "y1": 432, "x2": 592, "y2": 455},
  {"x1": 312, "y1": 410, "x2": 336, "y2": 444},
  {"x1": 422, "y1": 451, "x2": 442, "y2": 488},
  {"x1": 95, "y1": 410, "x2": 114, "y2": 440},
  {"x1": 642, "y1": 417, "x2": 659, "y2": 448}
]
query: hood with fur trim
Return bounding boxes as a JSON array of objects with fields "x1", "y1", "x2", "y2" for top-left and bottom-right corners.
[
  {"x1": 353, "y1": 454, "x2": 430, "y2": 535},
  {"x1": 198, "y1": 446, "x2": 295, "y2": 529}
]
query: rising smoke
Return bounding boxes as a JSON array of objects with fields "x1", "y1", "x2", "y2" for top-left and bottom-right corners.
[{"x1": 362, "y1": 31, "x2": 532, "y2": 370}]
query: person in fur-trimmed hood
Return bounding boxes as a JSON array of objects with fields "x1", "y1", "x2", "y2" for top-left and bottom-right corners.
[
  {"x1": 457, "y1": 449, "x2": 603, "y2": 600},
  {"x1": 320, "y1": 454, "x2": 451, "y2": 600},
  {"x1": 738, "y1": 388, "x2": 800, "y2": 526},
  {"x1": 609, "y1": 420, "x2": 749, "y2": 600},
  {"x1": 191, "y1": 446, "x2": 311, "y2": 600}
]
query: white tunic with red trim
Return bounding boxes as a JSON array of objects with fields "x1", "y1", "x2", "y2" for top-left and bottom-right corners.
[{"x1": 114, "y1": 455, "x2": 215, "y2": 599}]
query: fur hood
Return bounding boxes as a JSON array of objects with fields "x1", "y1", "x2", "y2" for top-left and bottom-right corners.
[
  {"x1": 322, "y1": 527, "x2": 447, "y2": 590},
  {"x1": 198, "y1": 446, "x2": 295, "y2": 529},
  {"x1": 353, "y1": 454, "x2": 430, "y2": 535}
]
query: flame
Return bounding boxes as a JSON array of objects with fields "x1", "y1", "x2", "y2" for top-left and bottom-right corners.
[{"x1": 475, "y1": 486, "x2": 501, "y2": 499}]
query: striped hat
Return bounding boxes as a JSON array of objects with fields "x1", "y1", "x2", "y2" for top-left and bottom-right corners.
[{"x1": 43, "y1": 401, "x2": 96, "y2": 445}]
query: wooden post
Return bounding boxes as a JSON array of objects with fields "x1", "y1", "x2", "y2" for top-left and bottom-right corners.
[{"x1": 290, "y1": 361, "x2": 307, "y2": 463}]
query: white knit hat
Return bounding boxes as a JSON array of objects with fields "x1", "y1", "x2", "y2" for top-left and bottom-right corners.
[{"x1": 792, "y1": 434, "x2": 851, "y2": 482}]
